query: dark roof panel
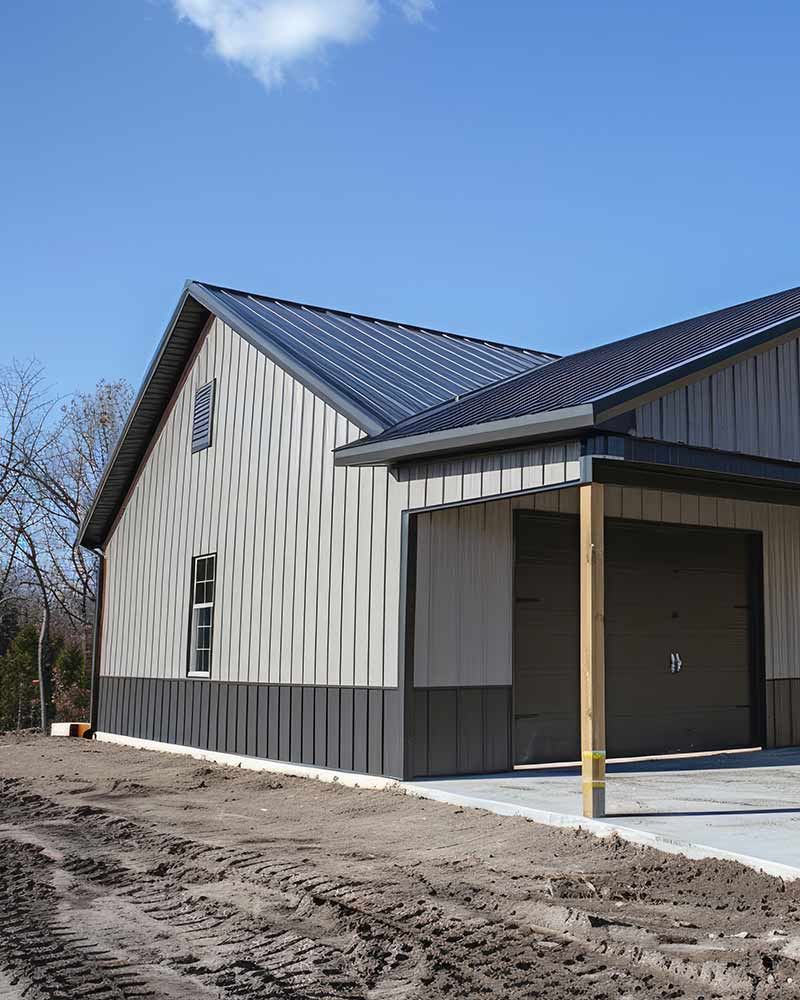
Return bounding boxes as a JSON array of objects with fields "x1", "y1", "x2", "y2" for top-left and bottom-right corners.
[
  {"x1": 79, "y1": 281, "x2": 555, "y2": 549},
  {"x1": 194, "y1": 283, "x2": 556, "y2": 430},
  {"x1": 361, "y1": 284, "x2": 800, "y2": 445}
]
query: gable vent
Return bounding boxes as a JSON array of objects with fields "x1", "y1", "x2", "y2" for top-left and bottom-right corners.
[{"x1": 191, "y1": 380, "x2": 215, "y2": 453}]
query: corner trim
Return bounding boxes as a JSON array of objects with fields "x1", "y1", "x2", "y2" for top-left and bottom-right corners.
[{"x1": 88, "y1": 554, "x2": 105, "y2": 731}]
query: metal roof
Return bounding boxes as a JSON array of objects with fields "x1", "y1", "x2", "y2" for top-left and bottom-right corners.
[
  {"x1": 78, "y1": 281, "x2": 554, "y2": 549},
  {"x1": 81, "y1": 278, "x2": 800, "y2": 550},
  {"x1": 192, "y1": 282, "x2": 555, "y2": 432},
  {"x1": 344, "y1": 284, "x2": 800, "y2": 452}
]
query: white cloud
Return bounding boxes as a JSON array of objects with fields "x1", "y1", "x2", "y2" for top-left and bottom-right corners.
[
  {"x1": 396, "y1": 0, "x2": 434, "y2": 22},
  {"x1": 172, "y1": 0, "x2": 433, "y2": 89}
]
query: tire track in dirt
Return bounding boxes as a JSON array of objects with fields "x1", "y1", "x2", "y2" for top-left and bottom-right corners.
[
  {"x1": 1, "y1": 775, "x2": 797, "y2": 998},
  {"x1": 0, "y1": 839, "x2": 158, "y2": 1000},
  {"x1": 0, "y1": 966, "x2": 26, "y2": 1000},
  {"x1": 0, "y1": 778, "x2": 635, "y2": 996}
]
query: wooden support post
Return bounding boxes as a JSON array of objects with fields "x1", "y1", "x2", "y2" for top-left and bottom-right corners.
[{"x1": 580, "y1": 482, "x2": 606, "y2": 818}]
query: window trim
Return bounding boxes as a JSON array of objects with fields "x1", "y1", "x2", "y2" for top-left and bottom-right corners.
[{"x1": 187, "y1": 553, "x2": 216, "y2": 678}]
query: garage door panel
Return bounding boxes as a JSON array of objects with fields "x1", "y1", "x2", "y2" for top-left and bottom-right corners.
[
  {"x1": 515, "y1": 664, "x2": 578, "y2": 709},
  {"x1": 605, "y1": 636, "x2": 749, "y2": 668},
  {"x1": 608, "y1": 707, "x2": 753, "y2": 757},
  {"x1": 515, "y1": 714, "x2": 579, "y2": 764},
  {"x1": 605, "y1": 631, "x2": 673, "y2": 654},
  {"x1": 513, "y1": 512, "x2": 758, "y2": 765},
  {"x1": 516, "y1": 606, "x2": 579, "y2": 630},
  {"x1": 607, "y1": 673, "x2": 750, "y2": 711},
  {"x1": 514, "y1": 515, "x2": 579, "y2": 761},
  {"x1": 605, "y1": 521, "x2": 754, "y2": 758},
  {"x1": 515, "y1": 571, "x2": 577, "y2": 604}
]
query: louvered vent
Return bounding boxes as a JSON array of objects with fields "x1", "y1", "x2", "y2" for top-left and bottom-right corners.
[{"x1": 191, "y1": 380, "x2": 215, "y2": 453}]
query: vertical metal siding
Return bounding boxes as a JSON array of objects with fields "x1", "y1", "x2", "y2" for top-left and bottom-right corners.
[
  {"x1": 415, "y1": 483, "x2": 800, "y2": 689},
  {"x1": 101, "y1": 317, "x2": 582, "y2": 713},
  {"x1": 103, "y1": 320, "x2": 397, "y2": 690},
  {"x1": 636, "y1": 335, "x2": 800, "y2": 463},
  {"x1": 414, "y1": 487, "x2": 581, "y2": 687}
]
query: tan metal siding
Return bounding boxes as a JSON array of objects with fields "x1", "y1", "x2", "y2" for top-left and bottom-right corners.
[
  {"x1": 101, "y1": 320, "x2": 397, "y2": 688},
  {"x1": 400, "y1": 441, "x2": 580, "y2": 508},
  {"x1": 101, "y1": 317, "x2": 582, "y2": 689},
  {"x1": 635, "y1": 334, "x2": 800, "y2": 462},
  {"x1": 415, "y1": 484, "x2": 800, "y2": 687},
  {"x1": 413, "y1": 488, "x2": 582, "y2": 687}
]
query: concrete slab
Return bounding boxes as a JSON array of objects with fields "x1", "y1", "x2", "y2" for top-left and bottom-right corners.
[{"x1": 404, "y1": 748, "x2": 800, "y2": 881}]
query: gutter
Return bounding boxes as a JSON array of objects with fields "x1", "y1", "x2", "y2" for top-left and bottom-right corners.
[{"x1": 333, "y1": 404, "x2": 595, "y2": 467}]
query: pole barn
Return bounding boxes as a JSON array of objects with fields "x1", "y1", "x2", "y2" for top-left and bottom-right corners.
[{"x1": 81, "y1": 281, "x2": 800, "y2": 816}]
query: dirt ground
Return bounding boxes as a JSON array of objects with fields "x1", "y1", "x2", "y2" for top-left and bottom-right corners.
[{"x1": 0, "y1": 736, "x2": 798, "y2": 999}]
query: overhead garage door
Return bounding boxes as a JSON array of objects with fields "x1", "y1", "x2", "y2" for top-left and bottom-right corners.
[{"x1": 513, "y1": 512, "x2": 762, "y2": 764}]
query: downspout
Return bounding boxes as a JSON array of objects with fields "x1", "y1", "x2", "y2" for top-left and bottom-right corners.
[{"x1": 89, "y1": 550, "x2": 105, "y2": 733}]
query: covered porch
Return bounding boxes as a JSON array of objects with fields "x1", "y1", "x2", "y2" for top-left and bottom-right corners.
[{"x1": 402, "y1": 439, "x2": 800, "y2": 817}]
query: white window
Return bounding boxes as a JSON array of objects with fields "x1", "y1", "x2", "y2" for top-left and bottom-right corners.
[{"x1": 188, "y1": 554, "x2": 215, "y2": 676}]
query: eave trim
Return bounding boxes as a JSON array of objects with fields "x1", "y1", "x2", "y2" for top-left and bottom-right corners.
[
  {"x1": 333, "y1": 404, "x2": 595, "y2": 466},
  {"x1": 78, "y1": 286, "x2": 208, "y2": 551},
  {"x1": 78, "y1": 281, "x2": 388, "y2": 551}
]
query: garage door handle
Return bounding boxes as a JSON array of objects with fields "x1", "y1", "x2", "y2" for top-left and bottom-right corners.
[{"x1": 670, "y1": 652, "x2": 683, "y2": 674}]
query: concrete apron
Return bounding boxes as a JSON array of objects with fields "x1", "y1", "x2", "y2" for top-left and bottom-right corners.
[
  {"x1": 403, "y1": 748, "x2": 800, "y2": 882},
  {"x1": 95, "y1": 734, "x2": 800, "y2": 882}
]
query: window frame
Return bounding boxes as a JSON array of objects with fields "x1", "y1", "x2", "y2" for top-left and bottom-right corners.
[{"x1": 187, "y1": 553, "x2": 216, "y2": 678}]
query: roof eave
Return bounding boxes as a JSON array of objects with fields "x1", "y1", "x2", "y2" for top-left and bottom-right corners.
[
  {"x1": 333, "y1": 404, "x2": 596, "y2": 467},
  {"x1": 78, "y1": 282, "x2": 391, "y2": 552},
  {"x1": 78, "y1": 284, "x2": 208, "y2": 551}
]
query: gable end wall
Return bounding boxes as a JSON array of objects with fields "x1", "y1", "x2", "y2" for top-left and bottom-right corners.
[
  {"x1": 100, "y1": 316, "x2": 582, "y2": 692},
  {"x1": 634, "y1": 334, "x2": 800, "y2": 460}
]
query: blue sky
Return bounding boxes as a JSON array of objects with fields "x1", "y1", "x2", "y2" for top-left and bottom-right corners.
[{"x1": 3, "y1": 1, "x2": 800, "y2": 394}]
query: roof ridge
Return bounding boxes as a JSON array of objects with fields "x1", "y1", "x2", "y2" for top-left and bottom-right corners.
[{"x1": 193, "y1": 280, "x2": 558, "y2": 361}]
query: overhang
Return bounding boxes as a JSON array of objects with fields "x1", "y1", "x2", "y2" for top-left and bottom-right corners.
[
  {"x1": 78, "y1": 287, "x2": 211, "y2": 551},
  {"x1": 333, "y1": 405, "x2": 595, "y2": 467}
]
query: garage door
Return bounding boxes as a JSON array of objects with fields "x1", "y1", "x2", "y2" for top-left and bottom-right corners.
[{"x1": 513, "y1": 512, "x2": 761, "y2": 764}]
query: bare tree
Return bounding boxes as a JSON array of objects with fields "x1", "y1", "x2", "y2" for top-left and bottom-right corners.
[
  {"x1": 30, "y1": 381, "x2": 133, "y2": 656},
  {"x1": 0, "y1": 512, "x2": 51, "y2": 729},
  {"x1": 0, "y1": 361, "x2": 58, "y2": 726},
  {"x1": 0, "y1": 360, "x2": 57, "y2": 506},
  {"x1": 0, "y1": 363, "x2": 132, "y2": 730}
]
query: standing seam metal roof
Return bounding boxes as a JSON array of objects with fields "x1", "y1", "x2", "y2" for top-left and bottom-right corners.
[
  {"x1": 358, "y1": 284, "x2": 800, "y2": 444},
  {"x1": 78, "y1": 281, "x2": 556, "y2": 549},
  {"x1": 195, "y1": 283, "x2": 556, "y2": 430}
]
